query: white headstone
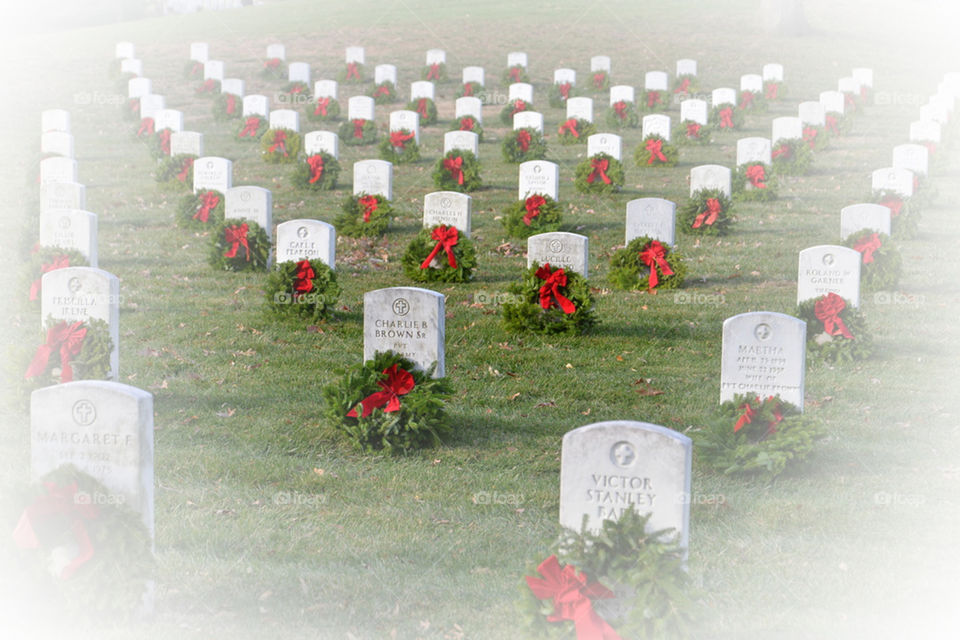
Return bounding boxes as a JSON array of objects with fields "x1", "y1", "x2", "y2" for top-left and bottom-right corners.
[
  {"x1": 871, "y1": 167, "x2": 914, "y2": 197},
  {"x1": 909, "y1": 120, "x2": 941, "y2": 144},
  {"x1": 740, "y1": 74, "x2": 763, "y2": 93},
  {"x1": 680, "y1": 99, "x2": 708, "y2": 125},
  {"x1": 443, "y1": 131, "x2": 479, "y2": 156},
  {"x1": 41, "y1": 132, "x2": 74, "y2": 158},
  {"x1": 587, "y1": 133, "x2": 622, "y2": 161},
  {"x1": 642, "y1": 114, "x2": 671, "y2": 141},
  {"x1": 609, "y1": 85, "x2": 635, "y2": 105},
  {"x1": 591, "y1": 56, "x2": 611, "y2": 72},
  {"x1": 507, "y1": 52, "x2": 527, "y2": 68},
  {"x1": 269, "y1": 109, "x2": 300, "y2": 132},
  {"x1": 127, "y1": 77, "x2": 152, "y2": 99},
  {"x1": 762, "y1": 63, "x2": 784, "y2": 82},
  {"x1": 508, "y1": 83, "x2": 534, "y2": 104},
  {"x1": 676, "y1": 59, "x2": 697, "y2": 77},
  {"x1": 919, "y1": 102, "x2": 949, "y2": 125},
  {"x1": 798, "y1": 101, "x2": 825, "y2": 127},
  {"x1": 820, "y1": 90, "x2": 845, "y2": 115},
  {"x1": 266, "y1": 43, "x2": 285, "y2": 60},
  {"x1": 275, "y1": 219, "x2": 335, "y2": 267},
  {"x1": 423, "y1": 192, "x2": 472, "y2": 237},
  {"x1": 689, "y1": 164, "x2": 732, "y2": 197},
  {"x1": 314, "y1": 79, "x2": 338, "y2": 100},
  {"x1": 736, "y1": 137, "x2": 772, "y2": 166},
  {"x1": 40, "y1": 182, "x2": 86, "y2": 214},
  {"x1": 566, "y1": 97, "x2": 593, "y2": 122},
  {"x1": 363, "y1": 287, "x2": 445, "y2": 378},
  {"x1": 170, "y1": 131, "x2": 203, "y2": 157},
  {"x1": 838, "y1": 77, "x2": 860, "y2": 95},
  {"x1": 645, "y1": 71, "x2": 668, "y2": 91},
  {"x1": 462, "y1": 66, "x2": 485, "y2": 85},
  {"x1": 40, "y1": 157, "x2": 78, "y2": 185},
  {"x1": 554, "y1": 68, "x2": 576, "y2": 86},
  {"x1": 139, "y1": 94, "x2": 165, "y2": 121},
  {"x1": 720, "y1": 311, "x2": 806, "y2": 410},
  {"x1": 120, "y1": 58, "x2": 142, "y2": 77},
  {"x1": 840, "y1": 204, "x2": 892, "y2": 240},
  {"x1": 797, "y1": 245, "x2": 862, "y2": 307},
  {"x1": 345, "y1": 46, "x2": 364, "y2": 64},
  {"x1": 513, "y1": 111, "x2": 544, "y2": 133},
  {"x1": 410, "y1": 81, "x2": 435, "y2": 101},
  {"x1": 348, "y1": 96, "x2": 375, "y2": 121},
  {"x1": 712, "y1": 88, "x2": 737, "y2": 107},
  {"x1": 626, "y1": 198, "x2": 676, "y2": 246},
  {"x1": 389, "y1": 110, "x2": 421, "y2": 144},
  {"x1": 115, "y1": 42, "x2": 135, "y2": 59},
  {"x1": 771, "y1": 116, "x2": 803, "y2": 144},
  {"x1": 374, "y1": 64, "x2": 397, "y2": 86},
  {"x1": 221, "y1": 78, "x2": 244, "y2": 96},
  {"x1": 518, "y1": 161, "x2": 559, "y2": 200},
  {"x1": 353, "y1": 160, "x2": 393, "y2": 200},
  {"x1": 303, "y1": 130, "x2": 339, "y2": 158},
  {"x1": 203, "y1": 60, "x2": 224, "y2": 82},
  {"x1": 288, "y1": 61, "x2": 310, "y2": 84},
  {"x1": 242, "y1": 94, "x2": 269, "y2": 118},
  {"x1": 39, "y1": 209, "x2": 98, "y2": 266},
  {"x1": 426, "y1": 49, "x2": 446, "y2": 65},
  {"x1": 852, "y1": 67, "x2": 873, "y2": 89},
  {"x1": 527, "y1": 232, "x2": 589, "y2": 278},
  {"x1": 892, "y1": 143, "x2": 929, "y2": 177},
  {"x1": 192, "y1": 156, "x2": 232, "y2": 194},
  {"x1": 155, "y1": 109, "x2": 183, "y2": 133},
  {"x1": 455, "y1": 97, "x2": 483, "y2": 123},
  {"x1": 225, "y1": 186, "x2": 273, "y2": 239},
  {"x1": 190, "y1": 42, "x2": 209, "y2": 62}
]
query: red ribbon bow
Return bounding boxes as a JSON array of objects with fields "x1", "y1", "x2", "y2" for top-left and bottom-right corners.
[
  {"x1": 25, "y1": 320, "x2": 87, "y2": 382},
  {"x1": 524, "y1": 195, "x2": 545, "y2": 226},
  {"x1": 718, "y1": 106, "x2": 734, "y2": 129},
  {"x1": 853, "y1": 233, "x2": 882, "y2": 264},
  {"x1": 415, "y1": 98, "x2": 429, "y2": 119},
  {"x1": 645, "y1": 137, "x2": 666, "y2": 164},
  {"x1": 193, "y1": 191, "x2": 220, "y2": 222},
  {"x1": 12, "y1": 482, "x2": 100, "y2": 580},
  {"x1": 29, "y1": 254, "x2": 70, "y2": 300},
  {"x1": 559, "y1": 118, "x2": 580, "y2": 138},
  {"x1": 509, "y1": 66, "x2": 522, "y2": 82},
  {"x1": 264, "y1": 58, "x2": 280, "y2": 70},
  {"x1": 426, "y1": 63, "x2": 441, "y2": 80},
  {"x1": 352, "y1": 118, "x2": 366, "y2": 139},
  {"x1": 293, "y1": 259, "x2": 314, "y2": 298},
  {"x1": 443, "y1": 156, "x2": 464, "y2": 185},
  {"x1": 345, "y1": 61, "x2": 360, "y2": 79},
  {"x1": 771, "y1": 143, "x2": 791, "y2": 160},
  {"x1": 587, "y1": 157, "x2": 611, "y2": 184},
  {"x1": 878, "y1": 195, "x2": 903, "y2": 217},
  {"x1": 734, "y1": 397, "x2": 783, "y2": 435},
  {"x1": 675, "y1": 77, "x2": 691, "y2": 94},
  {"x1": 525, "y1": 555, "x2": 622, "y2": 640},
  {"x1": 197, "y1": 78, "x2": 216, "y2": 93},
  {"x1": 462, "y1": 82, "x2": 474, "y2": 96},
  {"x1": 692, "y1": 198, "x2": 722, "y2": 228},
  {"x1": 686, "y1": 122, "x2": 701, "y2": 138},
  {"x1": 592, "y1": 72, "x2": 606, "y2": 89},
  {"x1": 734, "y1": 401, "x2": 755, "y2": 433},
  {"x1": 745, "y1": 164, "x2": 767, "y2": 189},
  {"x1": 510, "y1": 99, "x2": 527, "y2": 116},
  {"x1": 137, "y1": 117, "x2": 154, "y2": 137},
  {"x1": 313, "y1": 97, "x2": 330, "y2": 116},
  {"x1": 129, "y1": 98, "x2": 140, "y2": 114},
  {"x1": 373, "y1": 84, "x2": 391, "y2": 97},
  {"x1": 646, "y1": 90, "x2": 661, "y2": 108},
  {"x1": 389, "y1": 130, "x2": 415, "y2": 149},
  {"x1": 765, "y1": 82, "x2": 779, "y2": 100},
  {"x1": 358, "y1": 195, "x2": 379, "y2": 222},
  {"x1": 536, "y1": 264, "x2": 576, "y2": 315},
  {"x1": 458, "y1": 116, "x2": 475, "y2": 131},
  {"x1": 802, "y1": 126, "x2": 818, "y2": 149},
  {"x1": 825, "y1": 114, "x2": 839, "y2": 134},
  {"x1": 346, "y1": 364, "x2": 415, "y2": 418},
  {"x1": 419, "y1": 225, "x2": 459, "y2": 270},
  {"x1": 612, "y1": 100, "x2": 628, "y2": 121},
  {"x1": 558, "y1": 82, "x2": 571, "y2": 100},
  {"x1": 157, "y1": 128, "x2": 171, "y2": 154},
  {"x1": 225, "y1": 94, "x2": 236, "y2": 115},
  {"x1": 268, "y1": 131, "x2": 288, "y2": 156},
  {"x1": 307, "y1": 155, "x2": 325, "y2": 183},
  {"x1": 639, "y1": 240, "x2": 674, "y2": 290},
  {"x1": 176, "y1": 156, "x2": 194, "y2": 183},
  {"x1": 814, "y1": 292, "x2": 854, "y2": 339},
  {"x1": 239, "y1": 116, "x2": 261, "y2": 138},
  {"x1": 223, "y1": 223, "x2": 251, "y2": 261},
  {"x1": 739, "y1": 91, "x2": 754, "y2": 109},
  {"x1": 516, "y1": 129, "x2": 532, "y2": 152}
]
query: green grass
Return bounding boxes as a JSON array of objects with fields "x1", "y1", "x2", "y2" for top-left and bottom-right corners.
[{"x1": 2, "y1": 0, "x2": 960, "y2": 638}]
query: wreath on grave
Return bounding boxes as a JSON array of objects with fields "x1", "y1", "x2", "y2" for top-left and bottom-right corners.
[
  {"x1": 195, "y1": 78, "x2": 221, "y2": 96},
  {"x1": 501, "y1": 195, "x2": 563, "y2": 239},
  {"x1": 712, "y1": 104, "x2": 744, "y2": 131},
  {"x1": 733, "y1": 162, "x2": 778, "y2": 201},
  {"x1": 450, "y1": 115, "x2": 484, "y2": 141},
  {"x1": 457, "y1": 81, "x2": 483, "y2": 98},
  {"x1": 607, "y1": 236, "x2": 687, "y2": 291},
  {"x1": 556, "y1": 118, "x2": 595, "y2": 145},
  {"x1": 148, "y1": 128, "x2": 174, "y2": 160},
  {"x1": 135, "y1": 117, "x2": 155, "y2": 139},
  {"x1": 408, "y1": 97, "x2": 438, "y2": 126},
  {"x1": 696, "y1": 394, "x2": 823, "y2": 478},
  {"x1": 518, "y1": 510, "x2": 698, "y2": 640},
  {"x1": 771, "y1": 138, "x2": 813, "y2": 176},
  {"x1": 499, "y1": 99, "x2": 531, "y2": 125},
  {"x1": 604, "y1": 101, "x2": 639, "y2": 129},
  {"x1": 23, "y1": 317, "x2": 113, "y2": 388},
  {"x1": 763, "y1": 80, "x2": 788, "y2": 101},
  {"x1": 501, "y1": 127, "x2": 548, "y2": 163},
  {"x1": 281, "y1": 81, "x2": 310, "y2": 104},
  {"x1": 176, "y1": 189, "x2": 224, "y2": 229},
  {"x1": 337, "y1": 119, "x2": 377, "y2": 146},
  {"x1": 432, "y1": 150, "x2": 482, "y2": 192},
  {"x1": 802, "y1": 124, "x2": 829, "y2": 152},
  {"x1": 378, "y1": 129, "x2": 421, "y2": 164},
  {"x1": 640, "y1": 89, "x2": 668, "y2": 112},
  {"x1": 264, "y1": 258, "x2": 341, "y2": 322},
  {"x1": 291, "y1": 152, "x2": 341, "y2": 191},
  {"x1": 842, "y1": 91, "x2": 861, "y2": 115},
  {"x1": 422, "y1": 62, "x2": 448, "y2": 82},
  {"x1": 212, "y1": 92, "x2": 241, "y2": 121},
  {"x1": 183, "y1": 59, "x2": 204, "y2": 80},
  {"x1": 873, "y1": 190, "x2": 917, "y2": 239},
  {"x1": 322, "y1": 351, "x2": 452, "y2": 454},
  {"x1": 259, "y1": 128, "x2": 302, "y2": 164},
  {"x1": 548, "y1": 82, "x2": 576, "y2": 109},
  {"x1": 370, "y1": 81, "x2": 398, "y2": 105},
  {"x1": 236, "y1": 115, "x2": 268, "y2": 141},
  {"x1": 590, "y1": 70, "x2": 610, "y2": 91},
  {"x1": 123, "y1": 98, "x2": 140, "y2": 122},
  {"x1": 261, "y1": 57, "x2": 284, "y2": 79},
  {"x1": 824, "y1": 111, "x2": 851, "y2": 136},
  {"x1": 401, "y1": 225, "x2": 477, "y2": 283},
  {"x1": 573, "y1": 153, "x2": 625, "y2": 194},
  {"x1": 634, "y1": 134, "x2": 679, "y2": 168},
  {"x1": 338, "y1": 61, "x2": 365, "y2": 83},
  {"x1": 673, "y1": 119, "x2": 713, "y2": 145},
  {"x1": 306, "y1": 96, "x2": 341, "y2": 122},
  {"x1": 843, "y1": 230, "x2": 901, "y2": 291},
  {"x1": 673, "y1": 74, "x2": 699, "y2": 96},
  {"x1": 503, "y1": 65, "x2": 529, "y2": 84},
  {"x1": 679, "y1": 189, "x2": 733, "y2": 236},
  {"x1": 796, "y1": 293, "x2": 873, "y2": 363},
  {"x1": 737, "y1": 90, "x2": 766, "y2": 113},
  {"x1": 11, "y1": 465, "x2": 154, "y2": 619},
  {"x1": 207, "y1": 219, "x2": 270, "y2": 272},
  {"x1": 335, "y1": 193, "x2": 393, "y2": 238},
  {"x1": 501, "y1": 262, "x2": 597, "y2": 335},
  {"x1": 154, "y1": 154, "x2": 196, "y2": 190},
  {"x1": 26, "y1": 247, "x2": 88, "y2": 303}
]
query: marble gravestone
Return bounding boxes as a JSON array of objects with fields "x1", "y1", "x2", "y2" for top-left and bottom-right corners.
[
  {"x1": 712, "y1": 88, "x2": 737, "y2": 107},
  {"x1": 527, "y1": 232, "x2": 589, "y2": 278},
  {"x1": 41, "y1": 132, "x2": 74, "y2": 158},
  {"x1": 840, "y1": 204, "x2": 892, "y2": 240},
  {"x1": 625, "y1": 198, "x2": 676, "y2": 246},
  {"x1": 410, "y1": 81, "x2": 435, "y2": 101},
  {"x1": 642, "y1": 114, "x2": 671, "y2": 141},
  {"x1": 909, "y1": 120, "x2": 940, "y2": 145},
  {"x1": 242, "y1": 95, "x2": 269, "y2": 118},
  {"x1": 798, "y1": 101, "x2": 826, "y2": 127},
  {"x1": 31, "y1": 381, "x2": 154, "y2": 538},
  {"x1": 422, "y1": 192, "x2": 472, "y2": 237},
  {"x1": 609, "y1": 85, "x2": 635, "y2": 105},
  {"x1": 363, "y1": 287, "x2": 445, "y2": 378},
  {"x1": 203, "y1": 60, "x2": 224, "y2": 82},
  {"x1": 676, "y1": 58, "x2": 697, "y2": 77},
  {"x1": 274, "y1": 219, "x2": 335, "y2": 267},
  {"x1": 797, "y1": 245, "x2": 861, "y2": 307},
  {"x1": 518, "y1": 160, "x2": 559, "y2": 200},
  {"x1": 680, "y1": 99, "x2": 708, "y2": 125},
  {"x1": 426, "y1": 49, "x2": 445, "y2": 65},
  {"x1": 348, "y1": 96, "x2": 375, "y2": 121},
  {"x1": 740, "y1": 74, "x2": 763, "y2": 93},
  {"x1": 554, "y1": 68, "x2": 576, "y2": 86},
  {"x1": 852, "y1": 67, "x2": 873, "y2": 90},
  {"x1": 128, "y1": 77, "x2": 151, "y2": 99},
  {"x1": 513, "y1": 111, "x2": 544, "y2": 133},
  {"x1": 720, "y1": 311, "x2": 806, "y2": 410},
  {"x1": 40, "y1": 157, "x2": 78, "y2": 186},
  {"x1": 389, "y1": 110, "x2": 420, "y2": 143},
  {"x1": 509, "y1": 83, "x2": 534, "y2": 104},
  {"x1": 154, "y1": 109, "x2": 183, "y2": 133},
  {"x1": 736, "y1": 137, "x2": 772, "y2": 166},
  {"x1": 566, "y1": 97, "x2": 593, "y2": 122},
  {"x1": 266, "y1": 43, "x2": 285, "y2": 61},
  {"x1": 192, "y1": 157, "x2": 232, "y2": 194},
  {"x1": 591, "y1": 56, "x2": 611, "y2": 72},
  {"x1": 763, "y1": 63, "x2": 784, "y2": 82},
  {"x1": 353, "y1": 160, "x2": 393, "y2": 199},
  {"x1": 455, "y1": 97, "x2": 483, "y2": 123},
  {"x1": 40, "y1": 182, "x2": 86, "y2": 214},
  {"x1": 120, "y1": 58, "x2": 142, "y2": 77},
  {"x1": 345, "y1": 46, "x2": 364, "y2": 64},
  {"x1": 303, "y1": 130, "x2": 339, "y2": 158},
  {"x1": 892, "y1": 144, "x2": 929, "y2": 177},
  {"x1": 288, "y1": 61, "x2": 310, "y2": 84},
  {"x1": 443, "y1": 131, "x2": 479, "y2": 156},
  {"x1": 221, "y1": 79, "x2": 244, "y2": 97},
  {"x1": 644, "y1": 71, "x2": 668, "y2": 91},
  {"x1": 41, "y1": 109, "x2": 70, "y2": 133},
  {"x1": 169, "y1": 131, "x2": 203, "y2": 157},
  {"x1": 587, "y1": 133, "x2": 622, "y2": 161},
  {"x1": 374, "y1": 64, "x2": 397, "y2": 86},
  {"x1": 39, "y1": 209, "x2": 98, "y2": 266},
  {"x1": 820, "y1": 90, "x2": 845, "y2": 115},
  {"x1": 507, "y1": 51, "x2": 527, "y2": 68},
  {"x1": 689, "y1": 164, "x2": 731, "y2": 197},
  {"x1": 314, "y1": 80, "x2": 337, "y2": 100},
  {"x1": 115, "y1": 42, "x2": 135, "y2": 59},
  {"x1": 269, "y1": 109, "x2": 300, "y2": 132},
  {"x1": 559, "y1": 421, "x2": 692, "y2": 547},
  {"x1": 771, "y1": 117, "x2": 803, "y2": 144},
  {"x1": 462, "y1": 66, "x2": 485, "y2": 86},
  {"x1": 189, "y1": 41, "x2": 208, "y2": 62},
  {"x1": 225, "y1": 187, "x2": 273, "y2": 240},
  {"x1": 871, "y1": 167, "x2": 914, "y2": 197}
]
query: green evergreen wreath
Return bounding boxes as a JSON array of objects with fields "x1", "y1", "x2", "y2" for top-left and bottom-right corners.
[
  {"x1": 556, "y1": 118, "x2": 596, "y2": 145},
  {"x1": 370, "y1": 81, "x2": 398, "y2": 105},
  {"x1": 763, "y1": 80, "x2": 788, "y2": 101},
  {"x1": 337, "y1": 119, "x2": 377, "y2": 146},
  {"x1": 291, "y1": 152, "x2": 341, "y2": 191},
  {"x1": 634, "y1": 134, "x2": 679, "y2": 168},
  {"x1": 338, "y1": 62, "x2": 366, "y2": 83},
  {"x1": 501, "y1": 127, "x2": 548, "y2": 163},
  {"x1": 604, "y1": 101, "x2": 639, "y2": 129},
  {"x1": 407, "y1": 97, "x2": 438, "y2": 126},
  {"x1": 733, "y1": 162, "x2": 778, "y2": 202},
  {"x1": 207, "y1": 219, "x2": 270, "y2": 272},
  {"x1": 154, "y1": 154, "x2": 195, "y2": 190},
  {"x1": 771, "y1": 138, "x2": 813, "y2": 176},
  {"x1": 432, "y1": 150, "x2": 482, "y2": 192},
  {"x1": 335, "y1": 193, "x2": 393, "y2": 238},
  {"x1": 672, "y1": 74, "x2": 699, "y2": 96},
  {"x1": 456, "y1": 81, "x2": 483, "y2": 98},
  {"x1": 501, "y1": 262, "x2": 597, "y2": 335},
  {"x1": 378, "y1": 129, "x2": 421, "y2": 164},
  {"x1": 499, "y1": 99, "x2": 531, "y2": 125},
  {"x1": 122, "y1": 97, "x2": 140, "y2": 121},
  {"x1": 696, "y1": 394, "x2": 823, "y2": 478},
  {"x1": 825, "y1": 111, "x2": 852, "y2": 136},
  {"x1": 25, "y1": 247, "x2": 89, "y2": 303},
  {"x1": 260, "y1": 57, "x2": 284, "y2": 79},
  {"x1": 182, "y1": 59, "x2": 204, "y2": 80},
  {"x1": 589, "y1": 70, "x2": 610, "y2": 91},
  {"x1": 12, "y1": 465, "x2": 154, "y2": 620},
  {"x1": 872, "y1": 190, "x2": 917, "y2": 239},
  {"x1": 797, "y1": 294, "x2": 873, "y2": 363},
  {"x1": 236, "y1": 115, "x2": 268, "y2": 141},
  {"x1": 711, "y1": 104, "x2": 744, "y2": 131},
  {"x1": 501, "y1": 195, "x2": 563, "y2": 239},
  {"x1": 518, "y1": 510, "x2": 698, "y2": 640},
  {"x1": 264, "y1": 257, "x2": 341, "y2": 322},
  {"x1": 802, "y1": 124, "x2": 829, "y2": 152},
  {"x1": 574, "y1": 153, "x2": 625, "y2": 194},
  {"x1": 640, "y1": 89, "x2": 668, "y2": 112},
  {"x1": 306, "y1": 96, "x2": 341, "y2": 122},
  {"x1": 212, "y1": 92, "x2": 242, "y2": 121},
  {"x1": 672, "y1": 119, "x2": 713, "y2": 145},
  {"x1": 736, "y1": 89, "x2": 766, "y2": 113},
  {"x1": 548, "y1": 82, "x2": 577, "y2": 109},
  {"x1": 679, "y1": 189, "x2": 733, "y2": 236},
  {"x1": 175, "y1": 189, "x2": 225, "y2": 229},
  {"x1": 195, "y1": 78, "x2": 221, "y2": 96},
  {"x1": 843, "y1": 230, "x2": 901, "y2": 291},
  {"x1": 281, "y1": 81, "x2": 310, "y2": 103},
  {"x1": 422, "y1": 62, "x2": 448, "y2": 82},
  {"x1": 22, "y1": 317, "x2": 113, "y2": 392},
  {"x1": 322, "y1": 351, "x2": 452, "y2": 454},
  {"x1": 502, "y1": 65, "x2": 529, "y2": 84},
  {"x1": 607, "y1": 236, "x2": 687, "y2": 291},
  {"x1": 450, "y1": 115, "x2": 484, "y2": 141},
  {"x1": 147, "y1": 128, "x2": 174, "y2": 160},
  {"x1": 401, "y1": 225, "x2": 477, "y2": 283},
  {"x1": 259, "y1": 128, "x2": 302, "y2": 164}
]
